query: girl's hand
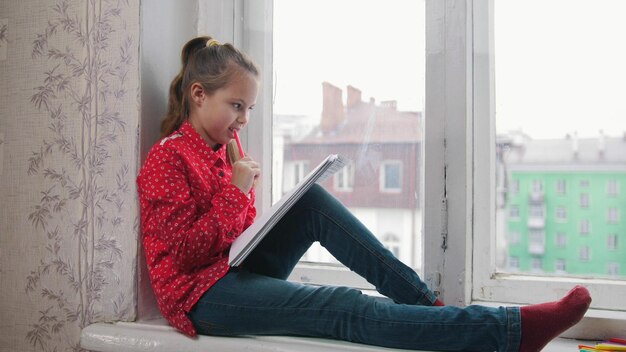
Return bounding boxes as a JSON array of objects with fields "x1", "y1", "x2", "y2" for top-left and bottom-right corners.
[{"x1": 231, "y1": 156, "x2": 261, "y2": 194}]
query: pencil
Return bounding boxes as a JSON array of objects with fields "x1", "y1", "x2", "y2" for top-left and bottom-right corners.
[
  {"x1": 609, "y1": 338, "x2": 626, "y2": 346},
  {"x1": 233, "y1": 130, "x2": 245, "y2": 158}
]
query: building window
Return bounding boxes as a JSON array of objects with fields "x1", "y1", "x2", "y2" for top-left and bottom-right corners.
[
  {"x1": 382, "y1": 233, "x2": 401, "y2": 258},
  {"x1": 532, "y1": 179, "x2": 543, "y2": 193},
  {"x1": 555, "y1": 232, "x2": 567, "y2": 248},
  {"x1": 555, "y1": 259, "x2": 567, "y2": 274},
  {"x1": 529, "y1": 205, "x2": 544, "y2": 218},
  {"x1": 380, "y1": 161, "x2": 403, "y2": 192},
  {"x1": 608, "y1": 207, "x2": 620, "y2": 224},
  {"x1": 607, "y1": 179, "x2": 619, "y2": 197},
  {"x1": 556, "y1": 179, "x2": 566, "y2": 195},
  {"x1": 283, "y1": 161, "x2": 309, "y2": 193},
  {"x1": 579, "y1": 220, "x2": 590, "y2": 235},
  {"x1": 508, "y1": 256, "x2": 520, "y2": 271},
  {"x1": 607, "y1": 234, "x2": 618, "y2": 251},
  {"x1": 607, "y1": 263, "x2": 620, "y2": 276},
  {"x1": 528, "y1": 229, "x2": 545, "y2": 255},
  {"x1": 579, "y1": 193, "x2": 590, "y2": 208},
  {"x1": 511, "y1": 179, "x2": 519, "y2": 195},
  {"x1": 530, "y1": 257, "x2": 543, "y2": 272},
  {"x1": 334, "y1": 161, "x2": 354, "y2": 192},
  {"x1": 580, "y1": 179, "x2": 590, "y2": 188},
  {"x1": 555, "y1": 206, "x2": 567, "y2": 222},
  {"x1": 509, "y1": 205, "x2": 520, "y2": 220},
  {"x1": 579, "y1": 246, "x2": 591, "y2": 262}
]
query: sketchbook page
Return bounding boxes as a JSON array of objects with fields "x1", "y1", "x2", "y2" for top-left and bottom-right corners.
[{"x1": 229, "y1": 154, "x2": 345, "y2": 266}]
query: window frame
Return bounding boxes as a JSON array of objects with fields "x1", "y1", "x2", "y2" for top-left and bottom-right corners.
[
  {"x1": 333, "y1": 161, "x2": 354, "y2": 192},
  {"x1": 212, "y1": 0, "x2": 626, "y2": 330},
  {"x1": 471, "y1": 0, "x2": 626, "y2": 316},
  {"x1": 283, "y1": 160, "x2": 309, "y2": 193}
]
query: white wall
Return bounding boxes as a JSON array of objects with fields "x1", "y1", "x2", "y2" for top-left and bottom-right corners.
[{"x1": 138, "y1": 0, "x2": 200, "y2": 320}]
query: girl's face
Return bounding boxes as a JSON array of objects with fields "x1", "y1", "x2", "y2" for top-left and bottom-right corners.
[{"x1": 188, "y1": 70, "x2": 259, "y2": 150}]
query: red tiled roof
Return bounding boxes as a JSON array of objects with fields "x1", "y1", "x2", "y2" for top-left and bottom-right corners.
[{"x1": 300, "y1": 102, "x2": 422, "y2": 144}]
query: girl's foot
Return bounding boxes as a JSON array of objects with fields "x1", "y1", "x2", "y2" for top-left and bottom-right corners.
[{"x1": 518, "y1": 286, "x2": 591, "y2": 352}]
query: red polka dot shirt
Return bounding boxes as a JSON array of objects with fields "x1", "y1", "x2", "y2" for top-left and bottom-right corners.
[{"x1": 136, "y1": 121, "x2": 256, "y2": 337}]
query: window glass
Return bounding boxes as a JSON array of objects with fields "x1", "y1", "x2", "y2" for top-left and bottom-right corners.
[
  {"x1": 495, "y1": 0, "x2": 626, "y2": 279},
  {"x1": 607, "y1": 180, "x2": 619, "y2": 197},
  {"x1": 381, "y1": 161, "x2": 403, "y2": 192},
  {"x1": 273, "y1": 0, "x2": 425, "y2": 270}
]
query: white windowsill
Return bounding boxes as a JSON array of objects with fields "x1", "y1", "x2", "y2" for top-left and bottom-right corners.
[
  {"x1": 80, "y1": 318, "x2": 420, "y2": 352},
  {"x1": 80, "y1": 318, "x2": 586, "y2": 352}
]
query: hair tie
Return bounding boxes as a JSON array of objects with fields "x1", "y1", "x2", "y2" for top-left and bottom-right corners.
[{"x1": 206, "y1": 39, "x2": 220, "y2": 48}]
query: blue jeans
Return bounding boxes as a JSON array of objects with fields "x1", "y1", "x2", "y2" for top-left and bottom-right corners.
[{"x1": 188, "y1": 184, "x2": 521, "y2": 351}]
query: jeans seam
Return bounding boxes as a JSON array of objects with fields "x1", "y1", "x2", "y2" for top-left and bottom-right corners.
[{"x1": 195, "y1": 300, "x2": 504, "y2": 327}]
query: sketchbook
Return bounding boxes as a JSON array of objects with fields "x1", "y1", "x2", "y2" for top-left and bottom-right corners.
[{"x1": 228, "y1": 154, "x2": 347, "y2": 266}]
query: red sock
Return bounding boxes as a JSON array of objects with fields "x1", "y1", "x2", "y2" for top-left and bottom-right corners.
[
  {"x1": 433, "y1": 298, "x2": 445, "y2": 306},
  {"x1": 519, "y1": 286, "x2": 591, "y2": 352}
]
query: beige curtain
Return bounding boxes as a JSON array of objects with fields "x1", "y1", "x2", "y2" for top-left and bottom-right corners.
[{"x1": 0, "y1": 0, "x2": 140, "y2": 350}]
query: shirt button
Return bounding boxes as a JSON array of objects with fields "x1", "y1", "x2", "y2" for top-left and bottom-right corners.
[
  {"x1": 227, "y1": 232, "x2": 234, "y2": 237},
  {"x1": 218, "y1": 171, "x2": 225, "y2": 177}
]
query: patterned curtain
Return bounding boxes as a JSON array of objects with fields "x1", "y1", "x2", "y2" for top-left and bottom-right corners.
[{"x1": 0, "y1": 0, "x2": 140, "y2": 350}]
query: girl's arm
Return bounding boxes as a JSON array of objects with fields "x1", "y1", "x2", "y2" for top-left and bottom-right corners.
[{"x1": 138, "y1": 146, "x2": 254, "y2": 273}]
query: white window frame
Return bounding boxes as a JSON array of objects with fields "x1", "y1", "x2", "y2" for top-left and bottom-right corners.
[
  {"x1": 333, "y1": 161, "x2": 354, "y2": 192},
  {"x1": 283, "y1": 160, "x2": 309, "y2": 193},
  {"x1": 471, "y1": 0, "x2": 626, "y2": 321},
  {"x1": 207, "y1": 0, "x2": 626, "y2": 335}
]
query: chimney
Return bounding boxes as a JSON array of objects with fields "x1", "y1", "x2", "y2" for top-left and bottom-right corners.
[
  {"x1": 321, "y1": 82, "x2": 345, "y2": 134},
  {"x1": 571, "y1": 132, "x2": 579, "y2": 160},
  {"x1": 598, "y1": 129, "x2": 606, "y2": 159},
  {"x1": 346, "y1": 85, "x2": 362, "y2": 108},
  {"x1": 381, "y1": 100, "x2": 397, "y2": 110}
]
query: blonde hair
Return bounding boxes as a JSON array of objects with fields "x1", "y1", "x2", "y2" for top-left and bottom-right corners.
[{"x1": 160, "y1": 36, "x2": 260, "y2": 138}]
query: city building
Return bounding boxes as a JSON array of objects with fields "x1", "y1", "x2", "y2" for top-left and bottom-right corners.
[
  {"x1": 500, "y1": 132, "x2": 626, "y2": 277},
  {"x1": 278, "y1": 82, "x2": 423, "y2": 268}
]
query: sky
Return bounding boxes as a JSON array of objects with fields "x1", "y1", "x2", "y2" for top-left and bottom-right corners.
[
  {"x1": 273, "y1": 0, "x2": 424, "y2": 116},
  {"x1": 273, "y1": 0, "x2": 626, "y2": 139}
]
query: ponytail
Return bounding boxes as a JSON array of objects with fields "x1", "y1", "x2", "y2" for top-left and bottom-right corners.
[{"x1": 160, "y1": 36, "x2": 260, "y2": 138}]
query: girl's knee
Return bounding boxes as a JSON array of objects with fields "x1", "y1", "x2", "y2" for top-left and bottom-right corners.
[{"x1": 302, "y1": 183, "x2": 332, "y2": 204}]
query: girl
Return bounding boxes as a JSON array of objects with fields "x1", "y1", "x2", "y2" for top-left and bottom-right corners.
[{"x1": 137, "y1": 36, "x2": 591, "y2": 352}]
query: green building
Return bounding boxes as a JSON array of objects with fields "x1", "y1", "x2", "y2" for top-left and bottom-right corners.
[{"x1": 500, "y1": 133, "x2": 626, "y2": 278}]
